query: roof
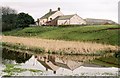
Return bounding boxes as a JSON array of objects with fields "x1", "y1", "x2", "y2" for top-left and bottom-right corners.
[
  {"x1": 57, "y1": 14, "x2": 75, "y2": 20},
  {"x1": 38, "y1": 60, "x2": 59, "y2": 71},
  {"x1": 40, "y1": 11, "x2": 57, "y2": 19},
  {"x1": 54, "y1": 61, "x2": 83, "y2": 71}
]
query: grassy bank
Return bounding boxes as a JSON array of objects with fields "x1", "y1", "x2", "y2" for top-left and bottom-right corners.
[
  {"x1": 3, "y1": 25, "x2": 120, "y2": 46},
  {"x1": 2, "y1": 42, "x2": 45, "y2": 54}
]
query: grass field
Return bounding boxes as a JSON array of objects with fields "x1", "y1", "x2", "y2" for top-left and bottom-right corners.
[{"x1": 3, "y1": 25, "x2": 120, "y2": 46}]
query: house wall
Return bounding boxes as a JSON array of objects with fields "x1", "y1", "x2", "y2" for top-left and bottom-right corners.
[
  {"x1": 70, "y1": 15, "x2": 86, "y2": 25},
  {"x1": 48, "y1": 11, "x2": 63, "y2": 21},
  {"x1": 39, "y1": 19, "x2": 48, "y2": 26},
  {"x1": 57, "y1": 19, "x2": 70, "y2": 25}
]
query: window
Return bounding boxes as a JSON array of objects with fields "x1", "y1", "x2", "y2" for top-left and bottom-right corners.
[{"x1": 50, "y1": 18, "x2": 52, "y2": 21}]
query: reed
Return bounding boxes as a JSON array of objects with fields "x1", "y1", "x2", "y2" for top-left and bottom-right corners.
[{"x1": 2, "y1": 36, "x2": 118, "y2": 55}]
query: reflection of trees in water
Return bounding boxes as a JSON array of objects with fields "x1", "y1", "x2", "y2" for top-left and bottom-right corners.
[{"x1": 2, "y1": 48, "x2": 32, "y2": 64}]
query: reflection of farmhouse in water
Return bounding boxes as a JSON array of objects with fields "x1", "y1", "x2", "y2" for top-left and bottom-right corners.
[
  {"x1": 35, "y1": 55, "x2": 82, "y2": 74},
  {"x1": 36, "y1": 7, "x2": 116, "y2": 26},
  {"x1": 35, "y1": 54, "x2": 100, "y2": 74},
  {"x1": 2, "y1": 48, "x2": 100, "y2": 74}
]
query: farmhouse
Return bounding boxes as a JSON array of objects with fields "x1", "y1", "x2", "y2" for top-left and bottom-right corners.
[
  {"x1": 35, "y1": 55, "x2": 82, "y2": 74},
  {"x1": 36, "y1": 7, "x2": 86, "y2": 26}
]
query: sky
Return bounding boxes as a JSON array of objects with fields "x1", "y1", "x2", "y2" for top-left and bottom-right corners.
[
  {"x1": 119, "y1": 1, "x2": 120, "y2": 24},
  {"x1": 0, "y1": 0, "x2": 119, "y2": 23}
]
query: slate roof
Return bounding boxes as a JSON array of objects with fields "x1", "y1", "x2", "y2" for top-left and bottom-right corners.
[
  {"x1": 57, "y1": 15, "x2": 75, "y2": 20},
  {"x1": 40, "y1": 11, "x2": 57, "y2": 19},
  {"x1": 38, "y1": 60, "x2": 59, "y2": 71},
  {"x1": 53, "y1": 61, "x2": 83, "y2": 71}
]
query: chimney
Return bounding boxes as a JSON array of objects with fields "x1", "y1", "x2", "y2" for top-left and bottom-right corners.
[
  {"x1": 58, "y1": 7, "x2": 60, "y2": 11},
  {"x1": 49, "y1": 9, "x2": 52, "y2": 12}
]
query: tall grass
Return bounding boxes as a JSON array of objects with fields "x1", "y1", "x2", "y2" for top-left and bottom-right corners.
[{"x1": 2, "y1": 36, "x2": 118, "y2": 55}]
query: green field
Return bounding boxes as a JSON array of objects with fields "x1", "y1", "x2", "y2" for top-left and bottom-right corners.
[{"x1": 3, "y1": 25, "x2": 120, "y2": 46}]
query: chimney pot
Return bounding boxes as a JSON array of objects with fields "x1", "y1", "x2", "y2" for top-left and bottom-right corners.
[
  {"x1": 58, "y1": 7, "x2": 60, "y2": 11},
  {"x1": 49, "y1": 9, "x2": 52, "y2": 12}
]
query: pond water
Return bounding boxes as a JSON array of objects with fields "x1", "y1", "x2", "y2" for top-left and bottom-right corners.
[{"x1": 0, "y1": 48, "x2": 119, "y2": 76}]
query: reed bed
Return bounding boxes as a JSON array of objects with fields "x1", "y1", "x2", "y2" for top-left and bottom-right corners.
[{"x1": 1, "y1": 36, "x2": 118, "y2": 55}]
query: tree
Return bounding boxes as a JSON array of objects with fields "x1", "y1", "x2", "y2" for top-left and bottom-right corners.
[
  {"x1": 2, "y1": 14, "x2": 17, "y2": 31},
  {"x1": 1, "y1": 6, "x2": 18, "y2": 31},
  {"x1": 16, "y1": 12, "x2": 35, "y2": 28},
  {"x1": 2, "y1": 6, "x2": 17, "y2": 15},
  {"x1": 1, "y1": 7, "x2": 35, "y2": 31}
]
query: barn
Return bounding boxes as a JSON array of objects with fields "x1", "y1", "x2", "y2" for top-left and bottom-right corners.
[
  {"x1": 56, "y1": 14, "x2": 86, "y2": 25},
  {"x1": 85, "y1": 18, "x2": 116, "y2": 25}
]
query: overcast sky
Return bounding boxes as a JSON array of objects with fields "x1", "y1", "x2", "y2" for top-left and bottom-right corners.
[{"x1": 0, "y1": 0, "x2": 119, "y2": 22}]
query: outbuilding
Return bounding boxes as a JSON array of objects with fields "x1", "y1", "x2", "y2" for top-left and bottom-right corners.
[{"x1": 56, "y1": 14, "x2": 86, "y2": 25}]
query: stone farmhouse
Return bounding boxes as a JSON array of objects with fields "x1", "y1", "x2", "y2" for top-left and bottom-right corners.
[
  {"x1": 36, "y1": 7, "x2": 116, "y2": 26},
  {"x1": 36, "y1": 7, "x2": 86, "y2": 26}
]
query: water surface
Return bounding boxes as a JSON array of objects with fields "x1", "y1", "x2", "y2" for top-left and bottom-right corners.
[{"x1": 0, "y1": 48, "x2": 119, "y2": 76}]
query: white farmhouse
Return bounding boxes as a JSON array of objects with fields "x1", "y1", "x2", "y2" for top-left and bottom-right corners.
[
  {"x1": 37, "y1": 7, "x2": 86, "y2": 26},
  {"x1": 37, "y1": 7, "x2": 63, "y2": 26}
]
